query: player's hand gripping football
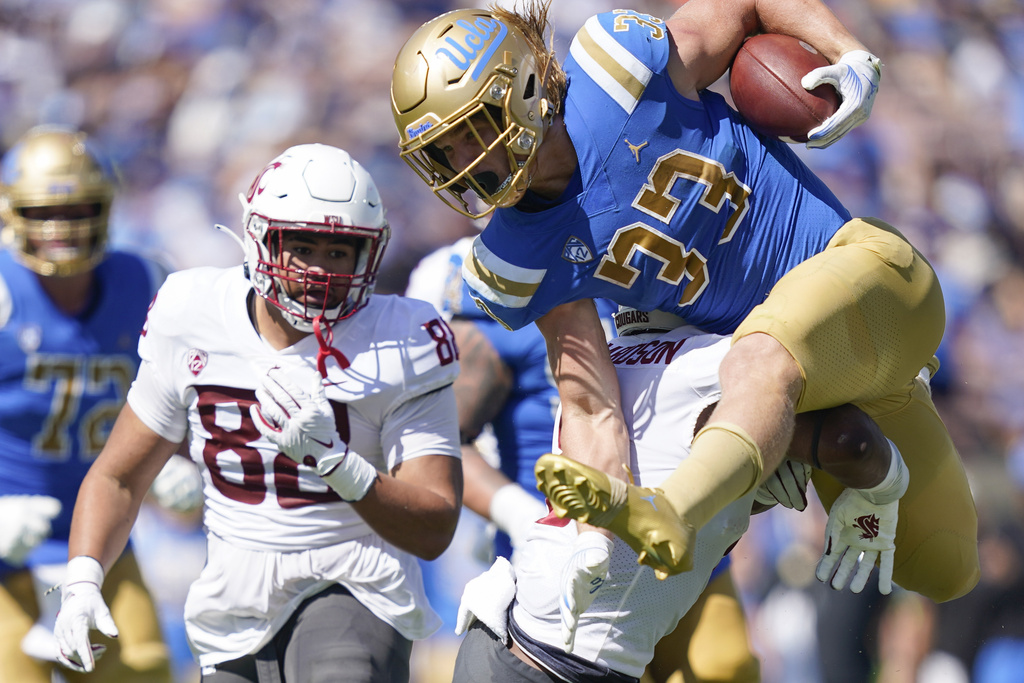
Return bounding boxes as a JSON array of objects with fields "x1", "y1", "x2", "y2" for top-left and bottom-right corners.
[
  {"x1": 816, "y1": 440, "x2": 909, "y2": 594},
  {"x1": 250, "y1": 366, "x2": 376, "y2": 501},
  {"x1": 559, "y1": 531, "x2": 614, "y2": 654},
  {"x1": 54, "y1": 557, "x2": 115, "y2": 673},
  {"x1": 802, "y1": 50, "x2": 881, "y2": 148},
  {"x1": 0, "y1": 494, "x2": 61, "y2": 565}
]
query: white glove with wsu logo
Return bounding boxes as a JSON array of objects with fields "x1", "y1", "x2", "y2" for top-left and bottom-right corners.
[
  {"x1": 816, "y1": 439, "x2": 908, "y2": 595},
  {"x1": 250, "y1": 366, "x2": 376, "y2": 501}
]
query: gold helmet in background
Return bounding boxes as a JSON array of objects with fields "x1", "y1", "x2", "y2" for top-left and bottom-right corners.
[
  {"x1": 0, "y1": 126, "x2": 115, "y2": 277},
  {"x1": 391, "y1": 8, "x2": 557, "y2": 219}
]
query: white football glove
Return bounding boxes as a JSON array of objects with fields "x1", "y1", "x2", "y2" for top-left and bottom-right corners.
[
  {"x1": 559, "y1": 531, "x2": 614, "y2": 653},
  {"x1": 250, "y1": 366, "x2": 376, "y2": 501},
  {"x1": 816, "y1": 439, "x2": 908, "y2": 594},
  {"x1": 0, "y1": 495, "x2": 62, "y2": 566},
  {"x1": 802, "y1": 49, "x2": 882, "y2": 149},
  {"x1": 754, "y1": 459, "x2": 811, "y2": 511},
  {"x1": 250, "y1": 366, "x2": 340, "y2": 466},
  {"x1": 454, "y1": 556, "x2": 517, "y2": 642},
  {"x1": 149, "y1": 455, "x2": 203, "y2": 514},
  {"x1": 54, "y1": 557, "x2": 115, "y2": 673},
  {"x1": 489, "y1": 484, "x2": 548, "y2": 566}
]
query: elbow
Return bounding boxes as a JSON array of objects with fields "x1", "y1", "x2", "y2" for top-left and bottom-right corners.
[
  {"x1": 816, "y1": 404, "x2": 890, "y2": 487},
  {"x1": 412, "y1": 515, "x2": 460, "y2": 561}
]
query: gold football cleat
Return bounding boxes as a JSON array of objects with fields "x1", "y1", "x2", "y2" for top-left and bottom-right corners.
[{"x1": 535, "y1": 453, "x2": 695, "y2": 580}]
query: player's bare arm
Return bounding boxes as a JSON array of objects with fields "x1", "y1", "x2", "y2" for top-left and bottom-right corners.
[
  {"x1": 450, "y1": 318, "x2": 517, "y2": 518},
  {"x1": 789, "y1": 404, "x2": 891, "y2": 489},
  {"x1": 67, "y1": 404, "x2": 179, "y2": 573},
  {"x1": 536, "y1": 300, "x2": 630, "y2": 479},
  {"x1": 451, "y1": 319, "x2": 513, "y2": 444},
  {"x1": 353, "y1": 452, "x2": 463, "y2": 561},
  {"x1": 664, "y1": 0, "x2": 869, "y2": 96}
]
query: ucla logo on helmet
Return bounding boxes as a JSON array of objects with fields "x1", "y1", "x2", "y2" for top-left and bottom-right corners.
[
  {"x1": 562, "y1": 237, "x2": 593, "y2": 264},
  {"x1": 405, "y1": 114, "x2": 441, "y2": 141},
  {"x1": 435, "y1": 17, "x2": 508, "y2": 81}
]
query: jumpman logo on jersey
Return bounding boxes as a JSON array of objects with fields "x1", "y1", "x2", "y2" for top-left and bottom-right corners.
[
  {"x1": 640, "y1": 492, "x2": 659, "y2": 511},
  {"x1": 624, "y1": 138, "x2": 648, "y2": 163}
]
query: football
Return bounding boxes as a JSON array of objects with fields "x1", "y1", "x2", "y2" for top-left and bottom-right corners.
[{"x1": 729, "y1": 34, "x2": 839, "y2": 144}]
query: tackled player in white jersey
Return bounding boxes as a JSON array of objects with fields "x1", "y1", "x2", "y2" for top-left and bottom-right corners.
[
  {"x1": 453, "y1": 309, "x2": 909, "y2": 682},
  {"x1": 53, "y1": 144, "x2": 463, "y2": 683}
]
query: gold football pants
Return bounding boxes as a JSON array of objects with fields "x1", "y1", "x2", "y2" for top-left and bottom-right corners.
[
  {"x1": 0, "y1": 551, "x2": 172, "y2": 683},
  {"x1": 643, "y1": 569, "x2": 759, "y2": 683},
  {"x1": 735, "y1": 217, "x2": 979, "y2": 602}
]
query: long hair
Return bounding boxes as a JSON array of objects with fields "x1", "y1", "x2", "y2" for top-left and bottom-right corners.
[{"x1": 491, "y1": 0, "x2": 567, "y2": 116}]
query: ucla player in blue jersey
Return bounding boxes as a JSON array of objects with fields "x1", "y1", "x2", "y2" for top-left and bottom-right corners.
[
  {"x1": 0, "y1": 127, "x2": 173, "y2": 682},
  {"x1": 408, "y1": 242, "x2": 760, "y2": 683},
  {"x1": 391, "y1": 0, "x2": 978, "y2": 604}
]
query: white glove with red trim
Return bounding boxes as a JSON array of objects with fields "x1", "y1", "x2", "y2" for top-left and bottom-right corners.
[
  {"x1": 250, "y1": 366, "x2": 376, "y2": 501},
  {"x1": 816, "y1": 439, "x2": 908, "y2": 594},
  {"x1": 54, "y1": 557, "x2": 114, "y2": 673}
]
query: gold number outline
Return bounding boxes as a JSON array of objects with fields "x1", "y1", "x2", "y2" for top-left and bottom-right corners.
[
  {"x1": 595, "y1": 223, "x2": 709, "y2": 307},
  {"x1": 612, "y1": 10, "x2": 666, "y2": 40},
  {"x1": 593, "y1": 149, "x2": 750, "y2": 307},
  {"x1": 25, "y1": 354, "x2": 135, "y2": 461},
  {"x1": 633, "y1": 149, "x2": 750, "y2": 245}
]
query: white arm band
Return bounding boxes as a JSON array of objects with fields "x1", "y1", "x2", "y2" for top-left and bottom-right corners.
[
  {"x1": 65, "y1": 556, "x2": 105, "y2": 589},
  {"x1": 858, "y1": 439, "x2": 909, "y2": 506},
  {"x1": 318, "y1": 451, "x2": 378, "y2": 502}
]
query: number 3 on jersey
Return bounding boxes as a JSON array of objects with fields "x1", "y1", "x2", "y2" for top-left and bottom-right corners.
[{"x1": 595, "y1": 149, "x2": 751, "y2": 307}]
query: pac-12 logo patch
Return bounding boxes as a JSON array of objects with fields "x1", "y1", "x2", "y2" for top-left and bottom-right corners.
[
  {"x1": 562, "y1": 236, "x2": 594, "y2": 264},
  {"x1": 186, "y1": 348, "x2": 208, "y2": 376}
]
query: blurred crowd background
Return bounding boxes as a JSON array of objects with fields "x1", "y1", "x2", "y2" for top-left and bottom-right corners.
[{"x1": 4, "y1": 0, "x2": 1024, "y2": 681}]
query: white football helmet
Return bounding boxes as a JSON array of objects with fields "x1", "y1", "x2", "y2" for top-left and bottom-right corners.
[
  {"x1": 0, "y1": 126, "x2": 115, "y2": 277},
  {"x1": 240, "y1": 144, "x2": 390, "y2": 331}
]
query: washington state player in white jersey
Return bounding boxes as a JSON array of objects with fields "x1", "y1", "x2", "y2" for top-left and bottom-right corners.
[
  {"x1": 52, "y1": 144, "x2": 462, "y2": 683},
  {"x1": 452, "y1": 308, "x2": 910, "y2": 683}
]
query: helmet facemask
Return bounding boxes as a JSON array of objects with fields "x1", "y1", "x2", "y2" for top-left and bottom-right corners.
[{"x1": 0, "y1": 128, "x2": 114, "y2": 277}]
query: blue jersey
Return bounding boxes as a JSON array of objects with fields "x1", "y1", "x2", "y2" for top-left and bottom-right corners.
[
  {"x1": 0, "y1": 249, "x2": 158, "y2": 570},
  {"x1": 438, "y1": 241, "x2": 560, "y2": 497},
  {"x1": 464, "y1": 10, "x2": 851, "y2": 333}
]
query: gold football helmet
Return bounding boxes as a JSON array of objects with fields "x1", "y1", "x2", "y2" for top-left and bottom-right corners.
[
  {"x1": 0, "y1": 126, "x2": 115, "y2": 277},
  {"x1": 391, "y1": 8, "x2": 556, "y2": 218}
]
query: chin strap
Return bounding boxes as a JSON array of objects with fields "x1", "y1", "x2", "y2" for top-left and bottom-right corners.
[{"x1": 313, "y1": 315, "x2": 350, "y2": 380}]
